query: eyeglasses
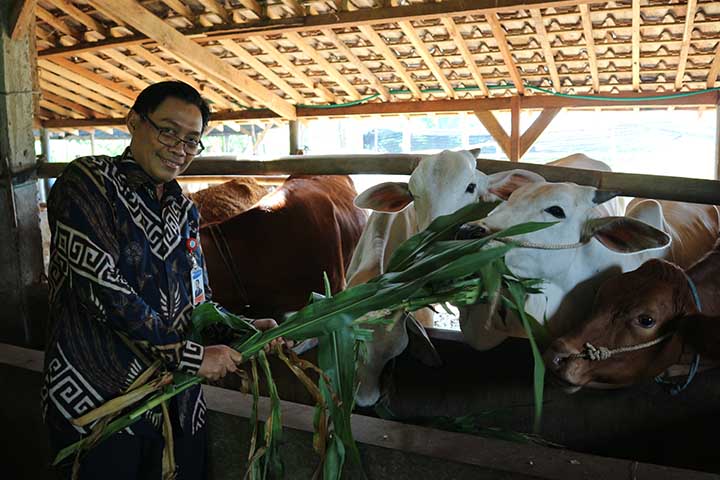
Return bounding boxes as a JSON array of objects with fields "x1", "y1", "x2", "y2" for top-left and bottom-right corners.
[{"x1": 142, "y1": 115, "x2": 205, "y2": 155}]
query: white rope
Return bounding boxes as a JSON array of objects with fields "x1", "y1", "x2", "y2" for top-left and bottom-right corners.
[
  {"x1": 495, "y1": 237, "x2": 587, "y2": 250},
  {"x1": 571, "y1": 331, "x2": 675, "y2": 361}
]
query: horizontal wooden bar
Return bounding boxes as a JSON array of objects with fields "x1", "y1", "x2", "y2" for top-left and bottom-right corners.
[
  {"x1": 40, "y1": 91, "x2": 720, "y2": 128},
  {"x1": 1, "y1": 342, "x2": 713, "y2": 480},
  {"x1": 38, "y1": 155, "x2": 720, "y2": 205}
]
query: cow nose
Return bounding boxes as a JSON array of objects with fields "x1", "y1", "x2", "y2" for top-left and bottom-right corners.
[
  {"x1": 543, "y1": 342, "x2": 573, "y2": 373},
  {"x1": 456, "y1": 222, "x2": 487, "y2": 240}
]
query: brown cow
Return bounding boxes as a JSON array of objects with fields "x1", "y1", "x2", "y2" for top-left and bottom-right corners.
[
  {"x1": 544, "y1": 238, "x2": 720, "y2": 391},
  {"x1": 200, "y1": 175, "x2": 367, "y2": 320},
  {"x1": 190, "y1": 178, "x2": 269, "y2": 225}
]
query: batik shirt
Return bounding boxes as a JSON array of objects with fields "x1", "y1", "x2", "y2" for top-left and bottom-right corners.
[{"x1": 42, "y1": 148, "x2": 209, "y2": 440}]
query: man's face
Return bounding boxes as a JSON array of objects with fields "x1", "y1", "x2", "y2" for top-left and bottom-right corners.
[{"x1": 128, "y1": 96, "x2": 204, "y2": 184}]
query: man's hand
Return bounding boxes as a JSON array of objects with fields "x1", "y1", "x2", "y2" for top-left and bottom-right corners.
[
  {"x1": 253, "y1": 318, "x2": 294, "y2": 351},
  {"x1": 198, "y1": 345, "x2": 242, "y2": 381}
]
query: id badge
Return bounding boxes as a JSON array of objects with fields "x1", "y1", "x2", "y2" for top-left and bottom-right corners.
[{"x1": 190, "y1": 265, "x2": 206, "y2": 306}]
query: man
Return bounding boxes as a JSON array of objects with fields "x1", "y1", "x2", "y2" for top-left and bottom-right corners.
[{"x1": 42, "y1": 81, "x2": 276, "y2": 479}]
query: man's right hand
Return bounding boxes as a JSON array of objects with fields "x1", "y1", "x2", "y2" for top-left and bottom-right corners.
[{"x1": 198, "y1": 345, "x2": 243, "y2": 381}]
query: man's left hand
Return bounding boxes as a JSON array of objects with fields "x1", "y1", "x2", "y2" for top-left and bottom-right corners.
[{"x1": 253, "y1": 318, "x2": 295, "y2": 351}]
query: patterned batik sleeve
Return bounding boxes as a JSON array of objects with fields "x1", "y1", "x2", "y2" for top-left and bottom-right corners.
[{"x1": 47, "y1": 162, "x2": 204, "y2": 375}]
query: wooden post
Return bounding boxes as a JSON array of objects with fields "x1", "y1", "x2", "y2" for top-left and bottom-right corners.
[
  {"x1": 510, "y1": 96, "x2": 520, "y2": 161},
  {"x1": 289, "y1": 119, "x2": 299, "y2": 154},
  {"x1": 0, "y1": 0, "x2": 44, "y2": 346},
  {"x1": 715, "y1": 103, "x2": 720, "y2": 180}
]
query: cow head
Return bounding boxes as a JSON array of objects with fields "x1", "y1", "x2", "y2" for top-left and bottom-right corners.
[
  {"x1": 458, "y1": 182, "x2": 670, "y2": 280},
  {"x1": 544, "y1": 259, "x2": 699, "y2": 390},
  {"x1": 354, "y1": 149, "x2": 545, "y2": 230}
]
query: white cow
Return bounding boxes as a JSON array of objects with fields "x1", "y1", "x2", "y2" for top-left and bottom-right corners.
[
  {"x1": 457, "y1": 182, "x2": 720, "y2": 351},
  {"x1": 349, "y1": 151, "x2": 611, "y2": 406}
]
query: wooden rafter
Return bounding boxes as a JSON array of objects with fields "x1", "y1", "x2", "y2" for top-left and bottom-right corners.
[
  {"x1": 102, "y1": 48, "x2": 165, "y2": 83},
  {"x1": 320, "y1": 28, "x2": 390, "y2": 101},
  {"x1": 707, "y1": 45, "x2": 720, "y2": 89},
  {"x1": 40, "y1": 78, "x2": 117, "y2": 117},
  {"x1": 529, "y1": 9, "x2": 560, "y2": 92},
  {"x1": 125, "y1": 46, "x2": 200, "y2": 90},
  {"x1": 76, "y1": 52, "x2": 150, "y2": 91},
  {"x1": 234, "y1": 0, "x2": 262, "y2": 20},
  {"x1": 510, "y1": 95, "x2": 520, "y2": 161},
  {"x1": 38, "y1": 0, "x2": 604, "y2": 58},
  {"x1": 161, "y1": 0, "x2": 195, "y2": 22},
  {"x1": 40, "y1": 57, "x2": 138, "y2": 105},
  {"x1": 10, "y1": 0, "x2": 36, "y2": 40},
  {"x1": 485, "y1": 13, "x2": 524, "y2": 94},
  {"x1": 86, "y1": 0, "x2": 297, "y2": 119},
  {"x1": 674, "y1": 0, "x2": 697, "y2": 90},
  {"x1": 398, "y1": 20, "x2": 455, "y2": 98},
  {"x1": 41, "y1": 99, "x2": 84, "y2": 118},
  {"x1": 36, "y1": 5, "x2": 79, "y2": 39},
  {"x1": 578, "y1": 4, "x2": 599, "y2": 93},
  {"x1": 249, "y1": 36, "x2": 336, "y2": 104},
  {"x1": 42, "y1": 91, "x2": 94, "y2": 117},
  {"x1": 218, "y1": 39, "x2": 306, "y2": 104},
  {"x1": 357, "y1": 24, "x2": 423, "y2": 99},
  {"x1": 284, "y1": 31, "x2": 362, "y2": 101},
  {"x1": 440, "y1": 16, "x2": 488, "y2": 97},
  {"x1": 44, "y1": 0, "x2": 108, "y2": 39},
  {"x1": 39, "y1": 69, "x2": 125, "y2": 111},
  {"x1": 631, "y1": 0, "x2": 640, "y2": 91},
  {"x1": 475, "y1": 105, "x2": 560, "y2": 160},
  {"x1": 196, "y1": 0, "x2": 229, "y2": 22}
]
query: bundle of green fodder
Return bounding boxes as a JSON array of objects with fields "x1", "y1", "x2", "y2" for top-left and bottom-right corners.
[{"x1": 54, "y1": 201, "x2": 551, "y2": 480}]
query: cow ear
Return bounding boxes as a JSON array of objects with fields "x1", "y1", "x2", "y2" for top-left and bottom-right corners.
[
  {"x1": 486, "y1": 169, "x2": 546, "y2": 200},
  {"x1": 354, "y1": 182, "x2": 412, "y2": 212},
  {"x1": 583, "y1": 216, "x2": 671, "y2": 253}
]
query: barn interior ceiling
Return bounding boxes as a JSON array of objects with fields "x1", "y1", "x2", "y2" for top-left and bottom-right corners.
[{"x1": 24, "y1": 0, "x2": 720, "y2": 133}]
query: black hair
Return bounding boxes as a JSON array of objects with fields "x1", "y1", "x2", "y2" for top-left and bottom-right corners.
[{"x1": 130, "y1": 81, "x2": 210, "y2": 130}]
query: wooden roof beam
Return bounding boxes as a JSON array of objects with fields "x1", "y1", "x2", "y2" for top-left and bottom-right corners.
[
  {"x1": 44, "y1": 0, "x2": 109, "y2": 39},
  {"x1": 77, "y1": 52, "x2": 150, "y2": 91},
  {"x1": 529, "y1": 9, "x2": 561, "y2": 92},
  {"x1": 102, "y1": 48, "x2": 165, "y2": 83},
  {"x1": 674, "y1": 0, "x2": 697, "y2": 90},
  {"x1": 39, "y1": 57, "x2": 137, "y2": 105},
  {"x1": 284, "y1": 31, "x2": 363, "y2": 101},
  {"x1": 39, "y1": 68, "x2": 126, "y2": 112},
  {"x1": 474, "y1": 110, "x2": 511, "y2": 159},
  {"x1": 40, "y1": 99, "x2": 84, "y2": 119},
  {"x1": 441, "y1": 16, "x2": 488, "y2": 97},
  {"x1": 357, "y1": 24, "x2": 423, "y2": 99},
  {"x1": 9, "y1": 0, "x2": 36, "y2": 40},
  {"x1": 36, "y1": 5, "x2": 80, "y2": 39},
  {"x1": 485, "y1": 13, "x2": 524, "y2": 94},
  {"x1": 707, "y1": 44, "x2": 720, "y2": 89},
  {"x1": 398, "y1": 20, "x2": 455, "y2": 99},
  {"x1": 161, "y1": 0, "x2": 196, "y2": 22},
  {"x1": 320, "y1": 28, "x2": 390, "y2": 101},
  {"x1": 519, "y1": 107, "x2": 560, "y2": 157},
  {"x1": 42, "y1": 92, "x2": 94, "y2": 118},
  {"x1": 40, "y1": 79, "x2": 117, "y2": 117},
  {"x1": 249, "y1": 36, "x2": 336, "y2": 104},
  {"x1": 86, "y1": 0, "x2": 297, "y2": 119},
  {"x1": 578, "y1": 4, "x2": 599, "y2": 93},
  {"x1": 232, "y1": 0, "x2": 262, "y2": 20},
  {"x1": 218, "y1": 39, "x2": 306, "y2": 104},
  {"x1": 196, "y1": 0, "x2": 229, "y2": 22},
  {"x1": 631, "y1": 0, "x2": 640, "y2": 91}
]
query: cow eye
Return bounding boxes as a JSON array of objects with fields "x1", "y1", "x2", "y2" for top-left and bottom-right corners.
[
  {"x1": 544, "y1": 206, "x2": 566, "y2": 218},
  {"x1": 465, "y1": 183, "x2": 476, "y2": 194},
  {"x1": 636, "y1": 315, "x2": 656, "y2": 329}
]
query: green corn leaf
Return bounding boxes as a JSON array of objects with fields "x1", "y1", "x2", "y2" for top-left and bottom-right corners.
[
  {"x1": 258, "y1": 350, "x2": 283, "y2": 478},
  {"x1": 506, "y1": 280, "x2": 545, "y2": 434}
]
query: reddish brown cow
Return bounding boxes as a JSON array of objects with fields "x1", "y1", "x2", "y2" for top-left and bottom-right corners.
[
  {"x1": 544, "y1": 239, "x2": 720, "y2": 391},
  {"x1": 190, "y1": 178, "x2": 269, "y2": 225},
  {"x1": 200, "y1": 175, "x2": 367, "y2": 319}
]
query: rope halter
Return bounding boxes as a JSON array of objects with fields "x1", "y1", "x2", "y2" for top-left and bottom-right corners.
[{"x1": 494, "y1": 236, "x2": 587, "y2": 250}]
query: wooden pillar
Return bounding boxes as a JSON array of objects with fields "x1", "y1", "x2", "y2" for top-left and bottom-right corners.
[
  {"x1": 289, "y1": 119, "x2": 299, "y2": 154},
  {"x1": 716, "y1": 104, "x2": 720, "y2": 180},
  {"x1": 510, "y1": 96, "x2": 521, "y2": 161},
  {"x1": 0, "y1": 0, "x2": 45, "y2": 346}
]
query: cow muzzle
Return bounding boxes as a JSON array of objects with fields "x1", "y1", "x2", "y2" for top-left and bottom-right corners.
[
  {"x1": 456, "y1": 222, "x2": 488, "y2": 240},
  {"x1": 543, "y1": 339, "x2": 585, "y2": 393}
]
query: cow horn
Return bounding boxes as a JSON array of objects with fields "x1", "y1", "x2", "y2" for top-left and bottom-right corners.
[{"x1": 592, "y1": 189, "x2": 618, "y2": 204}]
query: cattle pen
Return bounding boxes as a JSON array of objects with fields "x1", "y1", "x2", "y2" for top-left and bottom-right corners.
[{"x1": 5, "y1": 0, "x2": 720, "y2": 479}]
